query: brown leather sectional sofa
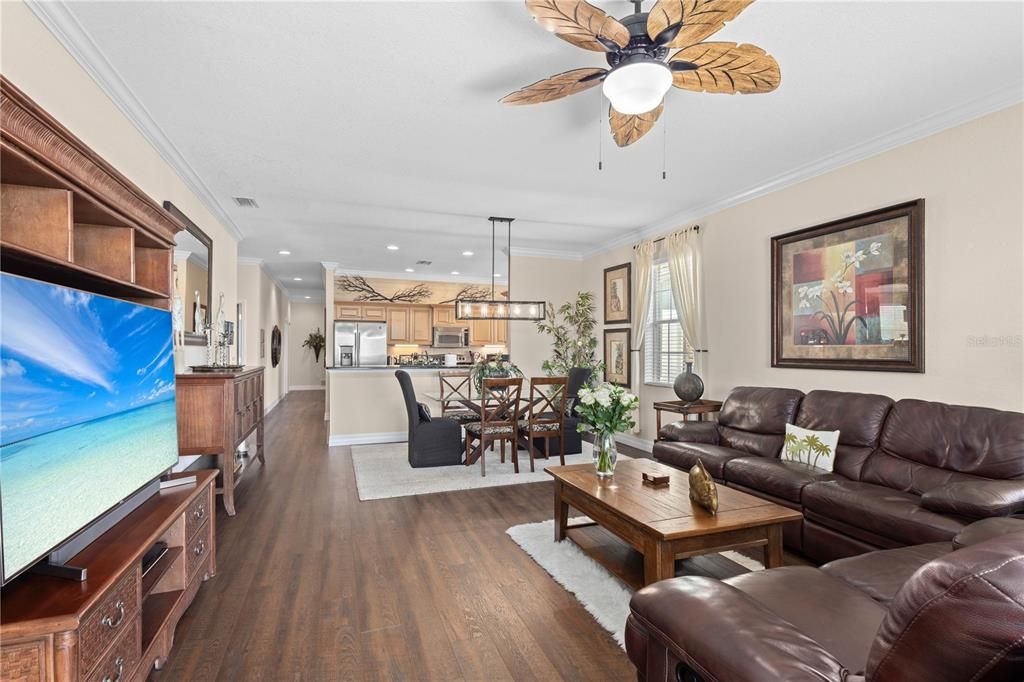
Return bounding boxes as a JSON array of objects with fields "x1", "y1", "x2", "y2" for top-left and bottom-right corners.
[
  {"x1": 653, "y1": 386, "x2": 1024, "y2": 563},
  {"x1": 625, "y1": 517, "x2": 1024, "y2": 681}
]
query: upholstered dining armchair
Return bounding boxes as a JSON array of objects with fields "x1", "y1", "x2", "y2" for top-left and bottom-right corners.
[
  {"x1": 395, "y1": 370, "x2": 464, "y2": 468},
  {"x1": 561, "y1": 367, "x2": 593, "y2": 455}
]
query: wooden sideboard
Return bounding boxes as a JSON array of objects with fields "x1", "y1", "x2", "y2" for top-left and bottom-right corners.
[
  {"x1": 176, "y1": 367, "x2": 265, "y2": 516},
  {"x1": 0, "y1": 471, "x2": 217, "y2": 682}
]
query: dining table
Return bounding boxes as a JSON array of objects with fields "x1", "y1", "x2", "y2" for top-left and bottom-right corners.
[{"x1": 423, "y1": 389, "x2": 545, "y2": 466}]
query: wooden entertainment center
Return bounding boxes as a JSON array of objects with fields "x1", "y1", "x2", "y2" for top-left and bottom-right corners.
[{"x1": 0, "y1": 76, "x2": 217, "y2": 680}]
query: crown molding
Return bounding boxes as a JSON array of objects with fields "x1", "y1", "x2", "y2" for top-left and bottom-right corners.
[
  {"x1": 25, "y1": 0, "x2": 245, "y2": 243},
  {"x1": 509, "y1": 246, "x2": 584, "y2": 261},
  {"x1": 237, "y1": 256, "x2": 264, "y2": 266},
  {"x1": 332, "y1": 267, "x2": 494, "y2": 285},
  {"x1": 584, "y1": 88, "x2": 1023, "y2": 259}
]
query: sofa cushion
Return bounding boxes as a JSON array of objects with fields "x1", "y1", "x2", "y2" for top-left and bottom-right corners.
[
  {"x1": 821, "y1": 542, "x2": 950, "y2": 605},
  {"x1": 953, "y1": 517, "x2": 1024, "y2": 549},
  {"x1": 652, "y1": 442, "x2": 746, "y2": 479},
  {"x1": 920, "y1": 480, "x2": 1024, "y2": 518},
  {"x1": 724, "y1": 457, "x2": 838, "y2": 503},
  {"x1": 862, "y1": 399, "x2": 1024, "y2": 495},
  {"x1": 725, "y1": 567, "x2": 886, "y2": 673},
  {"x1": 795, "y1": 390, "x2": 894, "y2": 480},
  {"x1": 802, "y1": 479, "x2": 965, "y2": 546},
  {"x1": 716, "y1": 386, "x2": 804, "y2": 458}
]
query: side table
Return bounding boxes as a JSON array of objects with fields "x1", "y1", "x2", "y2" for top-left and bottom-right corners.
[{"x1": 653, "y1": 399, "x2": 723, "y2": 440}]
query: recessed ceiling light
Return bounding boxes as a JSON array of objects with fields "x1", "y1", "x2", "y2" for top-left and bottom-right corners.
[
  {"x1": 493, "y1": 273, "x2": 502, "y2": 277},
  {"x1": 386, "y1": 245, "x2": 399, "y2": 251},
  {"x1": 304, "y1": 296, "x2": 311, "y2": 299},
  {"x1": 462, "y1": 251, "x2": 474, "y2": 256},
  {"x1": 293, "y1": 277, "x2": 302, "y2": 281},
  {"x1": 450, "y1": 271, "x2": 460, "y2": 275},
  {"x1": 278, "y1": 250, "x2": 291, "y2": 255},
  {"x1": 404, "y1": 268, "x2": 415, "y2": 273}
]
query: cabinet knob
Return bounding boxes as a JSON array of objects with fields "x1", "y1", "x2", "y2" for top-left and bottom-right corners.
[
  {"x1": 100, "y1": 600, "x2": 126, "y2": 629},
  {"x1": 194, "y1": 539, "x2": 206, "y2": 556},
  {"x1": 193, "y1": 505, "x2": 205, "y2": 520}
]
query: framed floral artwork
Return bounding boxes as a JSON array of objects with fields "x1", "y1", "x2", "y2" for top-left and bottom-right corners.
[
  {"x1": 771, "y1": 200, "x2": 924, "y2": 372},
  {"x1": 604, "y1": 263, "x2": 631, "y2": 325},
  {"x1": 603, "y1": 328, "x2": 631, "y2": 386}
]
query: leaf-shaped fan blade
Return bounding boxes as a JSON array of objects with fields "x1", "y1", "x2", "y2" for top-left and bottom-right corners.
[
  {"x1": 670, "y1": 42, "x2": 780, "y2": 94},
  {"x1": 525, "y1": 0, "x2": 631, "y2": 52},
  {"x1": 501, "y1": 68, "x2": 607, "y2": 105},
  {"x1": 647, "y1": 0, "x2": 756, "y2": 49},
  {"x1": 609, "y1": 103, "x2": 664, "y2": 147}
]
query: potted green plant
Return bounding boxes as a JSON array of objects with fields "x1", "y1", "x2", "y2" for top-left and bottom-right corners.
[
  {"x1": 536, "y1": 291, "x2": 604, "y2": 379},
  {"x1": 302, "y1": 328, "x2": 326, "y2": 363},
  {"x1": 574, "y1": 383, "x2": 639, "y2": 477},
  {"x1": 471, "y1": 358, "x2": 524, "y2": 393}
]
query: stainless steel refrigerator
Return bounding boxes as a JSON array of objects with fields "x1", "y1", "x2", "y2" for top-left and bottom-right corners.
[{"x1": 334, "y1": 321, "x2": 388, "y2": 367}]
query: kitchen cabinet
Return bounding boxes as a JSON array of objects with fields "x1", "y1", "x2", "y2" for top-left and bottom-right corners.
[
  {"x1": 469, "y1": 318, "x2": 493, "y2": 345},
  {"x1": 494, "y1": 320, "x2": 508, "y2": 345},
  {"x1": 335, "y1": 303, "x2": 388, "y2": 321},
  {"x1": 433, "y1": 305, "x2": 457, "y2": 326},
  {"x1": 336, "y1": 303, "x2": 361, "y2": 320},
  {"x1": 387, "y1": 306, "x2": 410, "y2": 343},
  {"x1": 411, "y1": 307, "x2": 433, "y2": 344}
]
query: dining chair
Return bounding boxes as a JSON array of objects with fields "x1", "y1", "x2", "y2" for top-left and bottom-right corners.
[
  {"x1": 395, "y1": 370, "x2": 463, "y2": 468},
  {"x1": 438, "y1": 370, "x2": 479, "y2": 426},
  {"x1": 518, "y1": 376, "x2": 568, "y2": 471},
  {"x1": 464, "y1": 377, "x2": 523, "y2": 477}
]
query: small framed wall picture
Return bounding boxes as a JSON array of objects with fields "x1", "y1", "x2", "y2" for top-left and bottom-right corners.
[
  {"x1": 260, "y1": 328, "x2": 266, "y2": 359},
  {"x1": 604, "y1": 262, "x2": 631, "y2": 325},
  {"x1": 603, "y1": 328, "x2": 631, "y2": 387}
]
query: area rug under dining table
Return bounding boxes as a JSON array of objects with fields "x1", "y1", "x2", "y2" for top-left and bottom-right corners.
[{"x1": 350, "y1": 441, "x2": 632, "y2": 500}]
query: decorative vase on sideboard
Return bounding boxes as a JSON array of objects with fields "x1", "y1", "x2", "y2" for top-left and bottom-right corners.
[{"x1": 673, "y1": 361, "x2": 705, "y2": 404}]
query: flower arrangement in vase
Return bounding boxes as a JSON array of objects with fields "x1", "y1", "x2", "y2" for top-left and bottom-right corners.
[
  {"x1": 574, "y1": 383, "x2": 639, "y2": 477},
  {"x1": 471, "y1": 358, "x2": 523, "y2": 393}
]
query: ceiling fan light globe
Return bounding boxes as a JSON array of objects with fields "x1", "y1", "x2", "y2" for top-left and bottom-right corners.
[{"x1": 602, "y1": 61, "x2": 672, "y2": 116}]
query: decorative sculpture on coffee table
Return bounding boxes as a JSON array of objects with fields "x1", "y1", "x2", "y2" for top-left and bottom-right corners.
[{"x1": 689, "y1": 459, "x2": 718, "y2": 515}]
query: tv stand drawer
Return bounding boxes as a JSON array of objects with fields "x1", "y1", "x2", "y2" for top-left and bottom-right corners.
[{"x1": 79, "y1": 567, "x2": 139, "y2": 673}]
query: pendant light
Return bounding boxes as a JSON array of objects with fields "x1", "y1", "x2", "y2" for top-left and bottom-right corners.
[{"x1": 455, "y1": 217, "x2": 546, "y2": 321}]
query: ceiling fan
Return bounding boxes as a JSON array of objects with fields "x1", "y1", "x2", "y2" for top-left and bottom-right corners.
[{"x1": 502, "y1": 0, "x2": 780, "y2": 147}]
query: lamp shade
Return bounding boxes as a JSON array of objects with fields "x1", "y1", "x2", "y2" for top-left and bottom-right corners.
[{"x1": 602, "y1": 61, "x2": 672, "y2": 115}]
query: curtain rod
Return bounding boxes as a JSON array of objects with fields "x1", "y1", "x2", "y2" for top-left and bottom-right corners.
[{"x1": 632, "y1": 225, "x2": 699, "y2": 249}]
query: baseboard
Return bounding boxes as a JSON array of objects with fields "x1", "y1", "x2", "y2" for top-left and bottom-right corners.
[
  {"x1": 264, "y1": 396, "x2": 281, "y2": 415},
  {"x1": 328, "y1": 431, "x2": 407, "y2": 447},
  {"x1": 289, "y1": 384, "x2": 324, "y2": 391},
  {"x1": 614, "y1": 432, "x2": 654, "y2": 453}
]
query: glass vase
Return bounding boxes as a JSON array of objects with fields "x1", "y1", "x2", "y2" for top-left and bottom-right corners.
[{"x1": 593, "y1": 431, "x2": 618, "y2": 478}]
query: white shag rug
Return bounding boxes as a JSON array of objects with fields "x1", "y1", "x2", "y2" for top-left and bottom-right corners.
[
  {"x1": 350, "y1": 441, "x2": 633, "y2": 500},
  {"x1": 507, "y1": 517, "x2": 763, "y2": 649}
]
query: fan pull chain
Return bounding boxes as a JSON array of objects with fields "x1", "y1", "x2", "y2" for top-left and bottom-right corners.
[
  {"x1": 597, "y1": 95, "x2": 604, "y2": 171},
  {"x1": 662, "y1": 117, "x2": 668, "y2": 180}
]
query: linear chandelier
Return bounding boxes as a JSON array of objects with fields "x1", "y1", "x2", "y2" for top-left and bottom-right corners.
[{"x1": 455, "y1": 216, "x2": 546, "y2": 322}]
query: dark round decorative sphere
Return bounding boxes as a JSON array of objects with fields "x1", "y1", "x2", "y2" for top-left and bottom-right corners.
[{"x1": 673, "y1": 366, "x2": 704, "y2": 404}]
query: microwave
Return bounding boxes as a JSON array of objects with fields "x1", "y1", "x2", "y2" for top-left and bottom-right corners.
[{"x1": 433, "y1": 326, "x2": 470, "y2": 348}]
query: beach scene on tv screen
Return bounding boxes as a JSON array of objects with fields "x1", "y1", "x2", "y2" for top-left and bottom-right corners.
[{"x1": 0, "y1": 275, "x2": 179, "y2": 580}]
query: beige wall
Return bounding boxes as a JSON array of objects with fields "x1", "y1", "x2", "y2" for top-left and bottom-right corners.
[
  {"x1": 584, "y1": 104, "x2": 1024, "y2": 443},
  {"x1": 509, "y1": 255, "x2": 586, "y2": 380},
  {"x1": 328, "y1": 369, "x2": 442, "y2": 444},
  {"x1": 237, "y1": 262, "x2": 289, "y2": 411},
  {"x1": 288, "y1": 301, "x2": 326, "y2": 389},
  {"x1": 2, "y1": 0, "x2": 239, "y2": 372}
]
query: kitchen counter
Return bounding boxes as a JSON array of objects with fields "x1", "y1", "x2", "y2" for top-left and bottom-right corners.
[{"x1": 326, "y1": 366, "x2": 451, "y2": 446}]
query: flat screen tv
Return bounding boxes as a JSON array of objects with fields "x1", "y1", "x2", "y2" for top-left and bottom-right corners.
[{"x1": 0, "y1": 273, "x2": 179, "y2": 584}]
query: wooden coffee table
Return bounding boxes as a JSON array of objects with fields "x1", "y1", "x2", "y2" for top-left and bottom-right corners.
[{"x1": 546, "y1": 459, "x2": 803, "y2": 586}]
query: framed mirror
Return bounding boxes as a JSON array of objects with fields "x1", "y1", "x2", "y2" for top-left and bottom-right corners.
[{"x1": 165, "y1": 201, "x2": 212, "y2": 346}]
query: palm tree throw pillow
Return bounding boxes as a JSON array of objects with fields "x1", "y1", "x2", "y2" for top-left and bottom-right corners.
[{"x1": 782, "y1": 424, "x2": 840, "y2": 472}]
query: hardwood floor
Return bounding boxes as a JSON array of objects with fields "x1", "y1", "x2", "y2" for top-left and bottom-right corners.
[{"x1": 154, "y1": 391, "x2": 787, "y2": 680}]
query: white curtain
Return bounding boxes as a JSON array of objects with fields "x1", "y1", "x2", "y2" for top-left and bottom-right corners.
[
  {"x1": 666, "y1": 227, "x2": 706, "y2": 374},
  {"x1": 631, "y1": 239, "x2": 657, "y2": 351}
]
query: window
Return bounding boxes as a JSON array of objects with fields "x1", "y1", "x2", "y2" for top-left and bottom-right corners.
[{"x1": 644, "y1": 261, "x2": 689, "y2": 384}]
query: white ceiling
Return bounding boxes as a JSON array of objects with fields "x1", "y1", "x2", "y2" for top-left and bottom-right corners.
[{"x1": 49, "y1": 1, "x2": 1023, "y2": 298}]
